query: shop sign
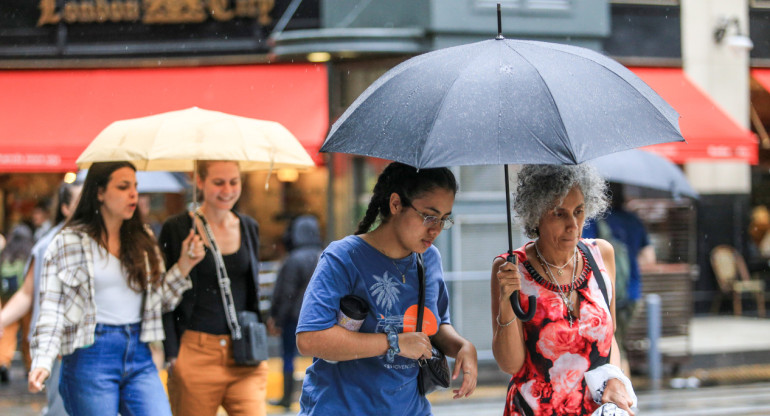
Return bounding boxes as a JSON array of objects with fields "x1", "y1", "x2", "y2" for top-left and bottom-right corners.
[
  {"x1": 37, "y1": 0, "x2": 274, "y2": 26},
  {"x1": 0, "y1": 153, "x2": 62, "y2": 168}
]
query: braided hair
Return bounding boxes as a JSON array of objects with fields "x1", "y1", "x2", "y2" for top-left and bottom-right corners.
[{"x1": 355, "y1": 162, "x2": 458, "y2": 235}]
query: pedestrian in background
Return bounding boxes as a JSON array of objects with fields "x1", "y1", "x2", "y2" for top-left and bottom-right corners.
[
  {"x1": 749, "y1": 205, "x2": 770, "y2": 262},
  {"x1": 583, "y1": 182, "x2": 655, "y2": 373},
  {"x1": 267, "y1": 214, "x2": 323, "y2": 409},
  {"x1": 0, "y1": 181, "x2": 81, "y2": 415},
  {"x1": 491, "y1": 164, "x2": 636, "y2": 415},
  {"x1": 296, "y1": 162, "x2": 477, "y2": 415},
  {"x1": 161, "y1": 160, "x2": 268, "y2": 416},
  {"x1": 0, "y1": 223, "x2": 35, "y2": 383},
  {"x1": 28, "y1": 161, "x2": 204, "y2": 416},
  {"x1": 31, "y1": 199, "x2": 52, "y2": 242},
  {"x1": 138, "y1": 194, "x2": 163, "y2": 238}
]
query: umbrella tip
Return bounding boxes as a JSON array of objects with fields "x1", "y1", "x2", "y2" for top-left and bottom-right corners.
[{"x1": 496, "y1": 3, "x2": 504, "y2": 40}]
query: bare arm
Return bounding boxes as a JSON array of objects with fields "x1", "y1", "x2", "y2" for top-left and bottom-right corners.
[
  {"x1": 603, "y1": 333, "x2": 635, "y2": 415},
  {"x1": 158, "y1": 230, "x2": 203, "y2": 312},
  {"x1": 596, "y1": 239, "x2": 617, "y2": 333},
  {"x1": 490, "y1": 257, "x2": 526, "y2": 375},
  {"x1": 0, "y1": 263, "x2": 35, "y2": 328},
  {"x1": 433, "y1": 323, "x2": 477, "y2": 398},
  {"x1": 596, "y1": 239, "x2": 635, "y2": 415},
  {"x1": 296, "y1": 325, "x2": 432, "y2": 362},
  {"x1": 637, "y1": 245, "x2": 656, "y2": 267}
]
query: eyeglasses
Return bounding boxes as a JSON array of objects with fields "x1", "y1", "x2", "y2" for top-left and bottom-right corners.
[{"x1": 407, "y1": 205, "x2": 454, "y2": 230}]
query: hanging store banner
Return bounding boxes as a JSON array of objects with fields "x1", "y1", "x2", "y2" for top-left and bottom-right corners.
[
  {"x1": 0, "y1": 0, "x2": 319, "y2": 58},
  {"x1": 36, "y1": 0, "x2": 273, "y2": 26}
]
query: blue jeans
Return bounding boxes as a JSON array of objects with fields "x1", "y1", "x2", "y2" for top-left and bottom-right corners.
[
  {"x1": 280, "y1": 320, "x2": 298, "y2": 374},
  {"x1": 59, "y1": 323, "x2": 171, "y2": 416},
  {"x1": 45, "y1": 358, "x2": 68, "y2": 416}
]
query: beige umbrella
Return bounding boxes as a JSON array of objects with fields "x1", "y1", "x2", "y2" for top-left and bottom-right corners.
[{"x1": 76, "y1": 107, "x2": 315, "y2": 172}]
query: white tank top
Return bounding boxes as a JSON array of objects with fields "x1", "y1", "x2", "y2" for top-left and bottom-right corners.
[{"x1": 91, "y1": 241, "x2": 143, "y2": 325}]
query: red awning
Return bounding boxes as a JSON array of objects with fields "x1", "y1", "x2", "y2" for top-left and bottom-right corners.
[
  {"x1": 0, "y1": 64, "x2": 329, "y2": 172},
  {"x1": 753, "y1": 68, "x2": 770, "y2": 94},
  {"x1": 630, "y1": 67, "x2": 758, "y2": 165}
]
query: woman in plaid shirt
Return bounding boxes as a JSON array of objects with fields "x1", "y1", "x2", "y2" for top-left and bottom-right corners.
[{"x1": 28, "y1": 162, "x2": 205, "y2": 416}]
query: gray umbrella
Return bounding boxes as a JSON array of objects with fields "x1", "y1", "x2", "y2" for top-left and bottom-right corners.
[
  {"x1": 587, "y1": 149, "x2": 698, "y2": 198},
  {"x1": 77, "y1": 170, "x2": 188, "y2": 193},
  {"x1": 322, "y1": 42, "x2": 682, "y2": 168},
  {"x1": 321, "y1": 9, "x2": 684, "y2": 320}
]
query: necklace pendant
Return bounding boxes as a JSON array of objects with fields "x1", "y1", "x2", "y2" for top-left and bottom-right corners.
[
  {"x1": 402, "y1": 274, "x2": 405, "y2": 284},
  {"x1": 557, "y1": 269, "x2": 563, "y2": 276}
]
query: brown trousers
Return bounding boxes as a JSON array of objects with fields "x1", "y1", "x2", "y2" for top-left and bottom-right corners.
[
  {"x1": 168, "y1": 330, "x2": 268, "y2": 416},
  {"x1": 0, "y1": 310, "x2": 31, "y2": 370}
]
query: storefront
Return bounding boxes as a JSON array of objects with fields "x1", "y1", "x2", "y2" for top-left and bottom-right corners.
[
  {"x1": 627, "y1": 67, "x2": 760, "y2": 311},
  {"x1": 0, "y1": 63, "x2": 329, "y2": 259}
]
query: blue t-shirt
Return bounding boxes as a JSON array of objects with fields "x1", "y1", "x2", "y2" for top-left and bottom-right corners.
[
  {"x1": 296, "y1": 235, "x2": 451, "y2": 416},
  {"x1": 583, "y1": 209, "x2": 650, "y2": 301}
]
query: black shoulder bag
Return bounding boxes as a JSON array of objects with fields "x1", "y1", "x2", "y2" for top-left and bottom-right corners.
[
  {"x1": 195, "y1": 211, "x2": 268, "y2": 366},
  {"x1": 416, "y1": 253, "x2": 451, "y2": 395},
  {"x1": 577, "y1": 241, "x2": 610, "y2": 308}
]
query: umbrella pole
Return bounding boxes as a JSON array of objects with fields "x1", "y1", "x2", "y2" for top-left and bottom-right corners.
[
  {"x1": 192, "y1": 160, "x2": 198, "y2": 212},
  {"x1": 504, "y1": 165, "x2": 514, "y2": 255},
  {"x1": 504, "y1": 165, "x2": 536, "y2": 322}
]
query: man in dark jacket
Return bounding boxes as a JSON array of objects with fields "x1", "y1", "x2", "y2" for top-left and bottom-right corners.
[{"x1": 268, "y1": 215, "x2": 322, "y2": 409}]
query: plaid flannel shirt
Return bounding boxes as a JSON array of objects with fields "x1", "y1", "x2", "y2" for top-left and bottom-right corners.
[{"x1": 30, "y1": 229, "x2": 192, "y2": 373}]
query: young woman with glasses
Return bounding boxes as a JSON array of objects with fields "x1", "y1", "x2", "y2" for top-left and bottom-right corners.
[{"x1": 295, "y1": 162, "x2": 478, "y2": 415}]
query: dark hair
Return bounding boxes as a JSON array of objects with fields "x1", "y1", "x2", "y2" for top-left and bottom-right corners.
[
  {"x1": 54, "y1": 183, "x2": 79, "y2": 224},
  {"x1": 66, "y1": 162, "x2": 161, "y2": 292},
  {"x1": 355, "y1": 162, "x2": 458, "y2": 235},
  {"x1": 0, "y1": 224, "x2": 34, "y2": 264},
  {"x1": 608, "y1": 182, "x2": 625, "y2": 211},
  {"x1": 34, "y1": 198, "x2": 51, "y2": 212}
]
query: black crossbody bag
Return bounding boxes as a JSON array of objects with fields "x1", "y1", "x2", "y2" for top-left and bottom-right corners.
[{"x1": 416, "y1": 253, "x2": 451, "y2": 395}]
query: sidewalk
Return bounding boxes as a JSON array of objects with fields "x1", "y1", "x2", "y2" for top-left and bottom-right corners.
[
  {"x1": 263, "y1": 316, "x2": 770, "y2": 412},
  {"x1": 1, "y1": 315, "x2": 768, "y2": 415},
  {"x1": 677, "y1": 316, "x2": 770, "y2": 387}
]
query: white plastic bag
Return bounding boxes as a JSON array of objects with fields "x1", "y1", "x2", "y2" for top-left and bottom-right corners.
[{"x1": 591, "y1": 403, "x2": 630, "y2": 416}]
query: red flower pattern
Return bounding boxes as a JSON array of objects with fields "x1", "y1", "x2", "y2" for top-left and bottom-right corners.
[
  {"x1": 503, "y1": 240, "x2": 611, "y2": 416},
  {"x1": 536, "y1": 321, "x2": 588, "y2": 361}
]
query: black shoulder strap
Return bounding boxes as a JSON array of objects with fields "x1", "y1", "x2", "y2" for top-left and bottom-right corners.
[
  {"x1": 416, "y1": 253, "x2": 425, "y2": 332},
  {"x1": 577, "y1": 241, "x2": 610, "y2": 308},
  {"x1": 236, "y1": 213, "x2": 263, "y2": 321}
]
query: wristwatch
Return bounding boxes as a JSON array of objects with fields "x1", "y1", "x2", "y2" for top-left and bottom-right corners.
[{"x1": 385, "y1": 325, "x2": 400, "y2": 363}]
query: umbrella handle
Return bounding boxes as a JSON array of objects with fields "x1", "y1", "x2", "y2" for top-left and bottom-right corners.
[{"x1": 507, "y1": 254, "x2": 536, "y2": 321}]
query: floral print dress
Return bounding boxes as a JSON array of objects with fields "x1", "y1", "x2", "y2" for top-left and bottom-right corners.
[{"x1": 502, "y1": 239, "x2": 613, "y2": 416}]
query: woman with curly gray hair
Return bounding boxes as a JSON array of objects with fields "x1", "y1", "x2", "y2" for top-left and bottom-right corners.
[{"x1": 490, "y1": 164, "x2": 638, "y2": 416}]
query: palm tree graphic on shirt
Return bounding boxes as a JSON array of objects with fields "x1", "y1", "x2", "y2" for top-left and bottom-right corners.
[{"x1": 370, "y1": 271, "x2": 401, "y2": 312}]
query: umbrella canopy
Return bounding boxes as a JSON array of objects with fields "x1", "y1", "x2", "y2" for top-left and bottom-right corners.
[
  {"x1": 587, "y1": 149, "x2": 698, "y2": 198},
  {"x1": 320, "y1": 24, "x2": 685, "y2": 321},
  {"x1": 77, "y1": 107, "x2": 315, "y2": 172},
  {"x1": 76, "y1": 170, "x2": 188, "y2": 193},
  {"x1": 321, "y1": 38, "x2": 683, "y2": 168}
]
